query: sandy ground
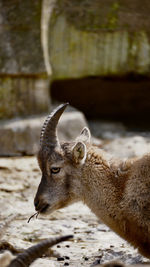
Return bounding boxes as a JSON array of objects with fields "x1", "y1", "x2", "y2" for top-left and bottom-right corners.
[{"x1": 0, "y1": 150, "x2": 149, "y2": 266}]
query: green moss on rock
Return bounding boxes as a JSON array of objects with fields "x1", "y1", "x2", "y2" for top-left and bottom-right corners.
[
  {"x1": 54, "y1": 0, "x2": 150, "y2": 33},
  {"x1": 49, "y1": 13, "x2": 150, "y2": 79},
  {"x1": 104, "y1": 2, "x2": 120, "y2": 30}
]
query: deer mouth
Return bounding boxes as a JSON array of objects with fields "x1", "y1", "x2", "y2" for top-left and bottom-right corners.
[{"x1": 40, "y1": 204, "x2": 50, "y2": 213}]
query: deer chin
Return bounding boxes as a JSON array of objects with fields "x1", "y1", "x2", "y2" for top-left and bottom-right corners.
[
  {"x1": 40, "y1": 199, "x2": 70, "y2": 215},
  {"x1": 39, "y1": 203, "x2": 61, "y2": 215}
]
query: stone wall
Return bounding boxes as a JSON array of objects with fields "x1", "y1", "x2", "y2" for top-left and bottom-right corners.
[
  {"x1": 48, "y1": 0, "x2": 150, "y2": 119},
  {"x1": 1, "y1": 0, "x2": 150, "y2": 120},
  {"x1": 48, "y1": 0, "x2": 150, "y2": 79},
  {"x1": 0, "y1": 0, "x2": 50, "y2": 119}
]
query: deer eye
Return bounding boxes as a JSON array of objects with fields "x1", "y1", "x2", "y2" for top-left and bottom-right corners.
[{"x1": 51, "y1": 167, "x2": 61, "y2": 174}]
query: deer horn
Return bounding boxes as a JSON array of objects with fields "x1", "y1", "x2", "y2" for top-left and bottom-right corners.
[
  {"x1": 8, "y1": 235, "x2": 73, "y2": 267},
  {"x1": 40, "y1": 103, "x2": 68, "y2": 148}
]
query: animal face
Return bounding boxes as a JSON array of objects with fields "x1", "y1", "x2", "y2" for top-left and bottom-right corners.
[
  {"x1": 34, "y1": 104, "x2": 91, "y2": 215},
  {"x1": 34, "y1": 146, "x2": 75, "y2": 214}
]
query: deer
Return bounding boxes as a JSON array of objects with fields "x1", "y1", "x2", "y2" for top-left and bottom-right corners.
[{"x1": 34, "y1": 103, "x2": 150, "y2": 259}]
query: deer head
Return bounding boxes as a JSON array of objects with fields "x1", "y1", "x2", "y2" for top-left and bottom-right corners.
[{"x1": 34, "y1": 103, "x2": 91, "y2": 214}]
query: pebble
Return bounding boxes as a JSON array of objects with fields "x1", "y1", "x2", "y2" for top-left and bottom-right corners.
[
  {"x1": 64, "y1": 262, "x2": 69, "y2": 266},
  {"x1": 57, "y1": 257, "x2": 65, "y2": 261}
]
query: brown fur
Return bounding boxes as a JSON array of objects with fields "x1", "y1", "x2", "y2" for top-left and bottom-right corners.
[{"x1": 34, "y1": 123, "x2": 150, "y2": 258}]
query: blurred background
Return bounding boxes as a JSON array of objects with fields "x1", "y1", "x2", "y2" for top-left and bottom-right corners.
[{"x1": 0, "y1": 0, "x2": 150, "y2": 157}]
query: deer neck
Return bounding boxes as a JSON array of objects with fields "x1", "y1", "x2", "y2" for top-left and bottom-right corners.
[{"x1": 80, "y1": 147, "x2": 130, "y2": 229}]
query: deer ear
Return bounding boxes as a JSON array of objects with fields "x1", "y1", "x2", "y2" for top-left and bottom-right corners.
[
  {"x1": 76, "y1": 127, "x2": 91, "y2": 144},
  {"x1": 72, "y1": 141, "x2": 87, "y2": 164}
]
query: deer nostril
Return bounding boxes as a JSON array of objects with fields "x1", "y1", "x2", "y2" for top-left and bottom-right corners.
[{"x1": 34, "y1": 199, "x2": 39, "y2": 209}]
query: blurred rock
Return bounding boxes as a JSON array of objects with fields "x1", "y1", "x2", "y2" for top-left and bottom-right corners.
[
  {"x1": 89, "y1": 120, "x2": 126, "y2": 139},
  {"x1": 89, "y1": 120, "x2": 150, "y2": 159},
  {"x1": 50, "y1": 1, "x2": 150, "y2": 79},
  {"x1": 0, "y1": 0, "x2": 50, "y2": 119},
  {"x1": 50, "y1": 1, "x2": 150, "y2": 121},
  {"x1": 58, "y1": 109, "x2": 101, "y2": 145},
  {"x1": 0, "y1": 117, "x2": 42, "y2": 156},
  {"x1": 58, "y1": 111, "x2": 88, "y2": 141},
  {"x1": 0, "y1": 77, "x2": 50, "y2": 119},
  {"x1": 0, "y1": 0, "x2": 45, "y2": 74},
  {"x1": 0, "y1": 110, "x2": 88, "y2": 156},
  {"x1": 103, "y1": 136, "x2": 150, "y2": 159}
]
